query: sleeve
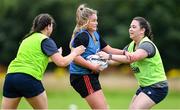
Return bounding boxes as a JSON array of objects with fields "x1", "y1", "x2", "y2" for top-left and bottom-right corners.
[
  {"x1": 138, "y1": 41, "x2": 156, "y2": 58},
  {"x1": 41, "y1": 38, "x2": 59, "y2": 56},
  {"x1": 99, "y1": 36, "x2": 107, "y2": 50},
  {"x1": 72, "y1": 32, "x2": 89, "y2": 48}
]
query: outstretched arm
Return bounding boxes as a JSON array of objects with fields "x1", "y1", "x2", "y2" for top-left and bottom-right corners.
[
  {"x1": 98, "y1": 48, "x2": 148, "y2": 64},
  {"x1": 102, "y1": 45, "x2": 125, "y2": 55},
  {"x1": 73, "y1": 56, "x2": 104, "y2": 72},
  {"x1": 97, "y1": 51, "x2": 130, "y2": 63},
  {"x1": 126, "y1": 49, "x2": 148, "y2": 62},
  {"x1": 50, "y1": 45, "x2": 85, "y2": 67}
]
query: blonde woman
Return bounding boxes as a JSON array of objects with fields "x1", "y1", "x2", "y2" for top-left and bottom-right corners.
[{"x1": 69, "y1": 4, "x2": 127, "y2": 109}]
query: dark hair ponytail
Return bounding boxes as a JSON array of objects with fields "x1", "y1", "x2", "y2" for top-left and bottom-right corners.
[{"x1": 24, "y1": 13, "x2": 55, "y2": 38}]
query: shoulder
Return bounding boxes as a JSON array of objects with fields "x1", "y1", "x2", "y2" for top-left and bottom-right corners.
[
  {"x1": 41, "y1": 38, "x2": 58, "y2": 49},
  {"x1": 72, "y1": 31, "x2": 90, "y2": 47},
  {"x1": 74, "y1": 31, "x2": 89, "y2": 42},
  {"x1": 41, "y1": 38, "x2": 58, "y2": 56},
  {"x1": 140, "y1": 41, "x2": 155, "y2": 49},
  {"x1": 139, "y1": 41, "x2": 156, "y2": 58},
  {"x1": 42, "y1": 38, "x2": 55, "y2": 44}
]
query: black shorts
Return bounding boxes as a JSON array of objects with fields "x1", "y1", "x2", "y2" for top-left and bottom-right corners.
[
  {"x1": 70, "y1": 74, "x2": 101, "y2": 98},
  {"x1": 3, "y1": 73, "x2": 45, "y2": 98},
  {"x1": 136, "y1": 81, "x2": 168, "y2": 104}
]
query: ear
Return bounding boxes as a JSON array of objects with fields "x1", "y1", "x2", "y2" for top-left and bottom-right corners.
[
  {"x1": 44, "y1": 25, "x2": 49, "y2": 31},
  {"x1": 140, "y1": 28, "x2": 145, "y2": 34},
  {"x1": 45, "y1": 24, "x2": 51, "y2": 31},
  {"x1": 47, "y1": 24, "x2": 51, "y2": 29}
]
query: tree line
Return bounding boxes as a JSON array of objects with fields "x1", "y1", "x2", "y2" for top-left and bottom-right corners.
[{"x1": 0, "y1": 0, "x2": 180, "y2": 71}]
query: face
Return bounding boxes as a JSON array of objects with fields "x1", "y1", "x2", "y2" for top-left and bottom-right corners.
[
  {"x1": 87, "y1": 14, "x2": 98, "y2": 32},
  {"x1": 129, "y1": 20, "x2": 144, "y2": 39}
]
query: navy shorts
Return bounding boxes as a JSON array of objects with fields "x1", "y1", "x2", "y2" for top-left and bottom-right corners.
[
  {"x1": 136, "y1": 81, "x2": 168, "y2": 104},
  {"x1": 3, "y1": 73, "x2": 45, "y2": 98},
  {"x1": 70, "y1": 74, "x2": 101, "y2": 98}
]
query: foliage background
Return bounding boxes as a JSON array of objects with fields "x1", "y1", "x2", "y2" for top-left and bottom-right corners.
[
  {"x1": 0, "y1": 0, "x2": 180, "y2": 109},
  {"x1": 0, "y1": 0, "x2": 180, "y2": 72}
]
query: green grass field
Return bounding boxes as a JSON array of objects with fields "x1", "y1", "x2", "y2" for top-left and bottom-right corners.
[
  {"x1": 0, "y1": 74, "x2": 180, "y2": 109},
  {"x1": 1, "y1": 88, "x2": 179, "y2": 109}
]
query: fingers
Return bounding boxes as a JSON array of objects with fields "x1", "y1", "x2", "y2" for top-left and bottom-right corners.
[
  {"x1": 73, "y1": 45, "x2": 86, "y2": 55},
  {"x1": 78, "y1": 45, "x2": 86, "y2": 53},
  {"x1": 58, "y1": 47, "x2": 62, "y2": 54},
  {"x1": 99, "y1": 67, "x2": 104, "y2": 71},
  {"x1": 80, "y1": 45, "x2": 86, "y2": 50},
  {"x1": 99, "y1": 54, "x2": 103, "y2": 58},
  {"x1": 96, "y1": 51, "x2": 109, "y2": 59}
]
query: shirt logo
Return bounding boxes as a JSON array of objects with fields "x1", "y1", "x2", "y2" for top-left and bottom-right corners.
[
  {"x1": 130, "y1": 66, "x2": 140, "y2": 73},
  {"x1": 147, "y1": 91, "x2": 152, "y2": 95}
]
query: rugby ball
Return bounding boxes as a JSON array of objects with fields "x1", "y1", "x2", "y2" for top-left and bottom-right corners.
[{"x1": 87, "y1": 54, "x2": 108, "y2": 69}]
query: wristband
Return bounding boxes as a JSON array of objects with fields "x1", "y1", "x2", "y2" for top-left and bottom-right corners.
[
  {"x1": 123, "y1": 50, "x2": 126, "y2": 55},
  {"x1": 108, "y1": 53, "x2": 112, "y2": 60}
]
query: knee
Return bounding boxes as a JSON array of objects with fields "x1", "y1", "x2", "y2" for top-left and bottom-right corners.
[{"x1": 129, "y1": 103, "x2": 139, "y2": 110}]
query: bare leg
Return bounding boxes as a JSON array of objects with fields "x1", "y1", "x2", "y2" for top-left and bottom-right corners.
[
  {"x1": 26, "y1": 91, "x2": 48, "y2": 109},
  {"x1": 85, "y1": 90, "x2": 108, "y2": 110},
  {"x1": 1, "y1": 96, "x2": 21, "y2": 109},
  {"x1": 129, "y1": 95, "x2": 137, "y2": 109},
  {"x1": 129, "y1": 92, "x2": 155, "y2": 110}
]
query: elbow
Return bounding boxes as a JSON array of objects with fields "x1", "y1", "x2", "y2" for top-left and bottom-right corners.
[
  {"x1": 55, "y1": 59, "x2": 70, "y2": 67},
  {"x1": 128, "y1": 56, "x2": 138, "y2": 63},
  {"x1": 58, "y1": 61, "x2": 69, "y2": 67}
]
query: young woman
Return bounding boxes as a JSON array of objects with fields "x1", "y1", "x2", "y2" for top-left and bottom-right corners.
[
  {"x1": 1, "y1": 13, "x2": 85, "y2": 109},
  {"x1": 98, "y1": 17, "x2": 168, "y2": 110},
  {"x1": 69, "y1": 4, "x2": 126, "y2": 109}
]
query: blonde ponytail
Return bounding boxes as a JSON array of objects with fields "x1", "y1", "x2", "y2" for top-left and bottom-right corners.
[{"x1": 69, "y1": 4, "x2": 97, "y2": 49}]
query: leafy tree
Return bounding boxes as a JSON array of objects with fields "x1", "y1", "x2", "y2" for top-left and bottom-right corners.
[{"x1": 0, "y1": 0, "x2": 180, "y2": 71}]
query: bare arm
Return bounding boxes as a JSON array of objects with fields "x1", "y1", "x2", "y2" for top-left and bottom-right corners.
[
  {"x1": 50, "y1": 52, "x2": 76, "y2": 67},
  {"x1": 97, "y1": 51, "x2": 129, "y2": 63},
  {"x1": 50, "y1": 45, "x2": 85, "y2": 67},
  {"x1": 98, "y1": 48, "x2": 148, "y2": 64},
  {"x1": 127, "y1": 49, "x2": 148, "y2": 62},
  {"x1": 110, "y1": 54, "x2": 130, "y2": 63},
  {"x1": 73, "y1": 56, "x2": 103, "y2": 72},
  {"x1": 110, "y1": 49, "x2": 148, "y2": 63},
  {"x1": 102, "y1": 45, "x2": 125, "y2": 55}
]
